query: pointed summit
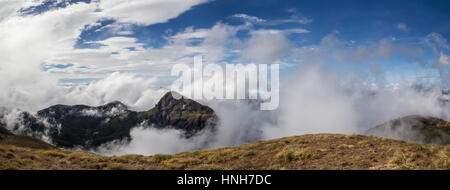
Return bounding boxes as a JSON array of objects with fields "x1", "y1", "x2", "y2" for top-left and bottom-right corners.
[
  {"x1": 5, "y1": 91, "x2": 218, "y2": 149},
  {"x1": 141, "y1": 91, "x2": 217, "y2": 136}
]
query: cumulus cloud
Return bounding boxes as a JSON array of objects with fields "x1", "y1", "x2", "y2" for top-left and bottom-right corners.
[
  {"x1": 94, "y1": 65, "x2": 449, "y2": 156},
  {"x1": 96, "y1": 125, "x2": 214, "y2": 155},
  {"x1": 263, "y1": 65, "x2": 449, "y2": 139},
  {"x1": 63, "y1": 72, "x2": 166, "y2": 111},
  {"x1": 0, "y1": 0, "x2": 40, "y2": 21},
  {"x1": 0, "y1": 1, "x2": 175, "y2": 112},
  {"x1": 0, "y1": 2, "x2": 100, "y2": 111},
  {"x1": 0, "y1": 71, "x2": 166, "y2": 112},
  {"x1": 241, "y1": 30, "x2": 292, "y2": 63},
  {"x1": 0, "y1": 0, "x2": 210, "y2": 112},
  {"x1": 96, "y1": 98, "x2": 275, "y2": 155}
]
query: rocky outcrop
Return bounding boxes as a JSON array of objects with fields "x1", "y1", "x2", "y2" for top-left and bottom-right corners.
[{"x1": 138, "y1": 91, "x2": 217, "y2": 136}]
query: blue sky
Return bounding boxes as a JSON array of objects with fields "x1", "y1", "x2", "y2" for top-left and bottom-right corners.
[
  {"x1": 70, "y1": 0, "x2": 449, "y2": 86},
  {"x1": 2, "y1": 0, "x2": 450, "y2": 87},
  {"x1": 74, "y1": 0, "x2": 450, "y2": 47}
]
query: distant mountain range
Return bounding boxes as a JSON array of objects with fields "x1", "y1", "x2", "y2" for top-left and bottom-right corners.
[
  {"x1": 0, "y1": 90, "x2": 449, "y2": 152},
  {"x1": 0, "y1": 91, "x2": 217, "y2": 150}
]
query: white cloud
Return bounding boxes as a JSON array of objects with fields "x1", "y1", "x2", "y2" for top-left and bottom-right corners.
[
  {"x1": 436, "y1": 53, "x2": 450, "y2": 86},
  {"x1": 0, "y1": 0, "x2": 48, "y2": 20},
  {"x1": 440, "y1": 53, "x2": 450, "y2": 65},
  {"x1": 397, "y1": 23, "x2": 408, "y2": 32},
  {"x1": 98, "y1": 0, "x2": 208, "y2": 25},
  {"x1": 241, "y1": 29, "x2": 292, "y2": 63},
  {"x1": 269, "y1": 16, "x2": 312, "y2": 25},
  {"x1": 424, "y1": 32, "x2": 450, "y2": 53},
  {"x1": 63, "y1": 72, "x2": 165, "y2": 111},
  {"x1": 266, "y1": 8, "x2": 312, "y2": 25},
  {"x1": 169, "y1": 26, "x2": 209, "y2": 40},
  {"x1": 293, "y1": 34, "x2": 424, "y2": 67},
  {"x1": 231, "y1": 10, "x2": 312, "y2": 26},
  {"x1": 263, "y1": 65, "x2": 449, "y2": 139},
  {"x1": 0, "y1": 2, "x2": 100, "y2": 110},
  {"x1": 96, "y1": 65, "x2": 450, "y2": 156},
  {"x1": 80, "y1": 109, "x2": 103, "y2": 117},
  {"x1": 0, "y1": 1, "x2": 310, "y2": 113},
  {"x1": 283, "y1": 28, "x2": 310, "y2": 34},
  {"x1": 320, "y1": 33, "x2": 345, "y2": 47},
  {"x1": 231, "y1": 13, "x2": 266, "y2": 23},
  {"x1": 423, "y1": 33, "x2": 450, "y2": 86},
  {"x1": 95, "y1": 22, "x2": 134, "y2": 35},
  {"x1": 0, "y1": 0, "x2": 213, "y2": 113},
  {"x1": 96, "y1": 125, "x2": 214, "y2": 155}
]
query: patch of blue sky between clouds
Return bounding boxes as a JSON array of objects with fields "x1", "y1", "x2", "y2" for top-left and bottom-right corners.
[
  {"x1": 41, "y1": 63, "x2": 74, "y2": 71},
  {"x1": 20, "y1": 0, "x2": 92, "y2": 16},
  {"x1": 20, "y1": 0, "x2": 450, "y2": 88},
  {"x1": 59, "y1": 78, "x2": 98, "y2": 84}
]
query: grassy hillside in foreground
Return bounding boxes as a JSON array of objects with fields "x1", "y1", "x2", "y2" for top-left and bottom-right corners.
[{"x1": 1, "y1": 133, "x2": 449, "y2": 170}]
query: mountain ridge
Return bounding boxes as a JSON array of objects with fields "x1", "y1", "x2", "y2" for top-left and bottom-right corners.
[
  {"x1": 0, "y1": 91, "x2": 217, "y2": 150},
  {"x1": 0, "y1": 125, "x2": 55, "y2": 150},
  {"x1": 365, "y1": 115, "x2": 450, "y2": 145}
]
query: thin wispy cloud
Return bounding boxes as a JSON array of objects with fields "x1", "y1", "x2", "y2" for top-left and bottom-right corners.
[{"x1": 397, "y1": 23, "x2": 408, "y2": 32}]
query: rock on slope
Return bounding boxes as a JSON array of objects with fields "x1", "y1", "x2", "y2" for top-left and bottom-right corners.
[
  {"x1": 0, "y1": 91, "x2": 217, "y2": 149},
  {"x1": 365, "y1": 115, "x2": 450, "y2": 145}
]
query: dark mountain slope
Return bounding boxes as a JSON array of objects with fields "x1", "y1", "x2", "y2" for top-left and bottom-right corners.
[
  {"x1": 1, "y1": 91, "x2": 217, "y2": 149},
  {"x1": 365, "y1": 115, "x2": 450, "y2": 145},
  {"x1": 137, "y1": 91, "x2": 217, "y2": 136}
]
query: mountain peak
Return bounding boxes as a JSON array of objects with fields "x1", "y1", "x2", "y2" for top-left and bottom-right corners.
[
  {"x1": 5, "y1": 91, "x2": 217, "y2": 149},
  {"x1": 161, "y1": 91, "x2": 183, "y2": 100},
  {"x1": 104, "y1": 100, "x2": 127, "y2": 107},
  {"x1": 155, "y1": 91, "x2": 213, "y2": 113},
  {"x1": 142, "y1": 91, "x2": 217, "y2": 136},
  {"x1": 157, "y1": 91, "x2": 187, "y2": 109}
]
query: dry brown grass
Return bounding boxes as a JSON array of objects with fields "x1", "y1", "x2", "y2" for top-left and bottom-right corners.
[{"x1": 1, "y1": 134, "x2": 450, "y2": 170}]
